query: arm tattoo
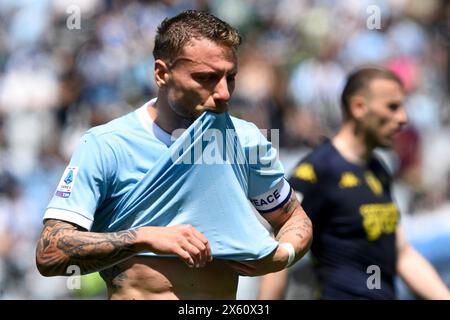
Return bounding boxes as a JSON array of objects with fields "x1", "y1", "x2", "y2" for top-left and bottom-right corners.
[
  {"x1": 36, "y1": 219, "x2": 138, "y2": 276},
  {"x1": 282, "y1": 195, "x2": 296, "y2": 215},
  {"x1": 275, "y1": 216, "x2": 312, "y2": 241},
  {"x1": 275, "y1": 192, "x2": 312, "y2": 243}
]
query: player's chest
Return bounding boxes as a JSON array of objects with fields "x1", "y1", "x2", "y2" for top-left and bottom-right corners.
[{"x1": 326, "y1": 169, "x2": 399, "y2": 240}]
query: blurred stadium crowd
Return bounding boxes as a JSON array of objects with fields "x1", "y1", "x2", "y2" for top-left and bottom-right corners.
[{"x1": 0, "y1": 0, "x2": 449, "y2": 299}]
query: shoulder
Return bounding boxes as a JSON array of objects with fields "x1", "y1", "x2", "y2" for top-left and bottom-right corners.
[
  {"x1": 294, "y1": 141, "x2": 337, "y2": 176},
  {"x1": 86, "y1": 110, "x2": 139, "y2": 141},
  {"x1": 304, "y1": 141, "x2": 335, "y2": 163},
  {"x1": 229, "y1": 115, "x2": 268, "y2": 148},
  {"x1": 71, "y1": 110, "x2": 142, "y2": 164},
  {"x1": 78, "y1": 109, "x2": 146, "y2": 155}
]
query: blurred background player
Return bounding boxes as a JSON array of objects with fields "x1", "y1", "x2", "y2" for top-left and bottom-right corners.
[{"x1": 259, "y1": 67, "x2": 450, "y2": 300}]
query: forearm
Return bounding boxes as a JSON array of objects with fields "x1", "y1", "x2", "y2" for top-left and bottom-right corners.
[
  {"x1": 220, "y1": 191, "x2": 313, "y2": 277},
  {"x1": 273, "y1": 197, "x2": 312, "y2": 265},
  {"x1": 397, "y1": 246, "x2": 450, "y2": 299},
  {"x1": 36, "y1": 220, "x2": 139, "y2": 276}
]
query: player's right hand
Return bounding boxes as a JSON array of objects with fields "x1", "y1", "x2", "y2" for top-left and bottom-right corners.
[{"x1": 134, "y1": 225, "x2": 213, "y2": 268}]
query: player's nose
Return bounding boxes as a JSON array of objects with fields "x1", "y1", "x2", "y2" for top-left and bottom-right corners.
[
  {"x1": 396, "y1": 106, "x2": 408, "y2": 127},
  {"x1": 212, "y1": 77, "x2": 231, "y2": 102}
]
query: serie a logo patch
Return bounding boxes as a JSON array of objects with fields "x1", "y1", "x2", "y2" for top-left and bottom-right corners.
[{"x1": 55, "y1": 166, "x2": 79, "y2": 198}]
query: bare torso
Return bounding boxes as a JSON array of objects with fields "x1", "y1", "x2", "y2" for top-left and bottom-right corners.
[{"x1": 100, "y1": 256, "x2": 239, "y2": 299}]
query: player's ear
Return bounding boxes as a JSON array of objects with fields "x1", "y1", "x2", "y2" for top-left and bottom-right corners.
[
  {"x1": 154, "y1": 59, "x2": 170, "y2": 88},
  {"x1": 349, "y1": 95, "x2": 367, "y2": 120}
]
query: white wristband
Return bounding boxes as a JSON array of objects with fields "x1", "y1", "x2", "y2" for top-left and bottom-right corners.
[{"x1": 279, "y1": 242, "x2": 296, "y2": 268}]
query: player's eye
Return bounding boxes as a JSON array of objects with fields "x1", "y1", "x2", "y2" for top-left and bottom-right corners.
[
  {"x1": 193, "y1": 73, "x2": 217, "y2": 83},
  {"x1": 387, "y1": 103, "x2": 400, "y2": 111},
  {"x1": 226, "y1": 74, "x2": 236, "y2": 83}
]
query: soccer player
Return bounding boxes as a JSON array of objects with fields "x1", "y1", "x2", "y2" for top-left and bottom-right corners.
[
  {"x1": 35, "y1": 10, "x2": 312, "y2": 300},
  {"x1": 259, "y1": 67, "x2": 450, "y2": 300}
]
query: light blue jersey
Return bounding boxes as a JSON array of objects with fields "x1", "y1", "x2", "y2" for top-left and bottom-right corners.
[{"x1": 44, "y1": 101, "x2": 291, "y2": 260}]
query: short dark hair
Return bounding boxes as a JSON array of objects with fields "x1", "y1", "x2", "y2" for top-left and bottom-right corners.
[
  {"x1": 153, "y1": 10, "x2": 241, "y2": 62},
  {"x1": 341, "y1": 66, "x2": 404, "y2": 119}
]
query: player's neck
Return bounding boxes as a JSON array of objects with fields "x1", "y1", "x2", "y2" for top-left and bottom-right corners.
[
  {"x1": 332, "y1": 123, "x2": 374, "y2": 166},
  {"x1": 149, "y1": 96, "x2": 193, "y2": 135}
]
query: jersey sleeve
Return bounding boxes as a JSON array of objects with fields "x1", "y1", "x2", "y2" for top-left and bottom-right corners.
[
  {"x1": 244, "y1": 125, "x2": 291, "y2": 213},
  {"x1": 43, "y1": 132, "x2": 115, "y2": 230},
  {"x1": 288, "y1": 160, "x2": 325, "y2": 224}
]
